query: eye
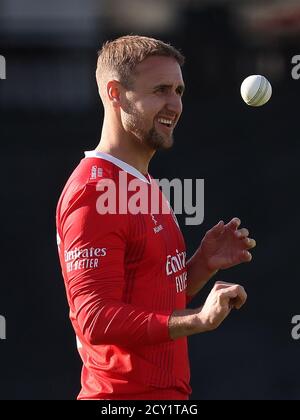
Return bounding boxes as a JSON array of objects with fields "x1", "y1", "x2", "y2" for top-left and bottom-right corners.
[
  {"x1": 155, "y1": 86, "x2": 168, "y2": 94},
  {"x1": 176, "y1": 87, "x2": 184, "y2": 97}
]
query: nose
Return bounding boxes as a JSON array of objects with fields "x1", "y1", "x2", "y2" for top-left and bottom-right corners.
[{"x1": 166, "y1": 92, "x2": 182, "y2": 115}]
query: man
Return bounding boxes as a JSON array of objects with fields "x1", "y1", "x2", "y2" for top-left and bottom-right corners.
[{"x1": 56, "y1": 35, "x2": 256, "y2": 400}]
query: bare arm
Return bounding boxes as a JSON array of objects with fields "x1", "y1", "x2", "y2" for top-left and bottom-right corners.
[
  {"x1": 186, "y1": 251, "x2": 217, "y2": 298},
  {"x1": 169, "y1": 282, "x2": 247, "y2": 340}
]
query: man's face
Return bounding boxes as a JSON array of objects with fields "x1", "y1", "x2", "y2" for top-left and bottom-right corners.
[{"x1": 120, "y1": 56, "x2": 184, "y2": 151}]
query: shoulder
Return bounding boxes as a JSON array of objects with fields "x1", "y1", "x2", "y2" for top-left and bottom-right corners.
[
  {"x1": 56, "y1": 157, "x2": 129, "y2": 236},
  {"x1": 57, "y1": 157, "x2": 118, "y2": 209}
]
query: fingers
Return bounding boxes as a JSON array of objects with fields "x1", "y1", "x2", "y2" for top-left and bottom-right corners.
[
  {"x1": 218, "y1": 284, "x2": 247, "y2": 309},
  {"x1": 208, "y1": 220, "x2": 224, "y2": 237},
  {"x1": 236, "y1": 230, "x2": 256, "y2": 259},
  {"x1": 212, "y1": 218, "x2": 247, "y2": 237},
  {"x1": 241, "y1": 237, "x2": 256, "y2": 249},
  {"x1": 227, "y1": 219, "x2": 253, "y2": 241},
  {"x1": 210, "y1": 218, "x2": 257, "y2": 256},
  {"x1": 229, "y1": 296, "x2": 245, "y2": 310},
  {"x1": 214, "y1": 280, "x2": 237, "y2": 291},
  {"x1": 227, "y1": 217, "x2": 241, "y2": 230},
  {"x1": 238, "y1": 238, "x2": 256, "y2": 263},
  {"x1": 239, "y1": 249, "x2": 252, "y2": 262},
  {"x1": 235, "y1": 228, "x2": 249, "y2": 238},
  {"x1": 202, "y1": 282, "x2": 247, "y2": 331},
  {"x1": 233, "y1": 285, "x2": 247, "y2": 309}
]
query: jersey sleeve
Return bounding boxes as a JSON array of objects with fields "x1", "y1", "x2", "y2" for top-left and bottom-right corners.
[{"x1": 58, "y1": 183, "x2": 172, "y2": 348}]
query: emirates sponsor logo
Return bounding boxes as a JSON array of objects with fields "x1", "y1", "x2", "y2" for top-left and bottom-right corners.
[
  {"x1": 166, "y1": 249, "x2": 187, "y2": 293},
  {"x1": 64, "y1": 247, "x2": 107, "y2": 272},
  {"x1": 64, "y1": 247, "x2": 107, "y2": 261},
  {"x1": 175, "y1": 271, "x2": 187, "y2": 293},
  {"x1": 166, "y1": 249, "x2": 186, "y2": 275}
]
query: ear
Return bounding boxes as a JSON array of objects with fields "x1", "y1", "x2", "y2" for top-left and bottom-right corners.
[{"x1": 107, "y1": 80, "x2": 121, "y2": 108}]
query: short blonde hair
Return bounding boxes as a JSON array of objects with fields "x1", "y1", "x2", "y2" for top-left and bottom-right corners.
[{"x1": 96, "y1": 35, "x2": 185, "y2": 88}]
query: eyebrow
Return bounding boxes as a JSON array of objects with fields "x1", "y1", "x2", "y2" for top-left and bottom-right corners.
[{"x1": 153, "y1": 83, "x2": 185, "y2": 93}]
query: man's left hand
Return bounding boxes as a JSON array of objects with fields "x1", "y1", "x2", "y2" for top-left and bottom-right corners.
[{"x1": 199, "y1": 218, "x2": 256, "y2": 271}]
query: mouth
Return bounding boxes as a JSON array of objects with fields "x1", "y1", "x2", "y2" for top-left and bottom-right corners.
[{"x1": 156, "y1": 116, "x2": 176, "y2": 132}]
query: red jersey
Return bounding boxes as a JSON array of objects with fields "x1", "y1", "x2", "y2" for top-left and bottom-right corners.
[{"x1": 56, "y1": 151, "x2": 191, "y2": 400}]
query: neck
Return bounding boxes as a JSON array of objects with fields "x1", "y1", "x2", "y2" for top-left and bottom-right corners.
[{"x1": 95, "y1": 114, "x2": 155, "y2": 175}]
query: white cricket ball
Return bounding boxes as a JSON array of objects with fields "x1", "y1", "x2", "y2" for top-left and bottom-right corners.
[{"x1": 240, "y1": 75, "x2": 272, "y2": 106}]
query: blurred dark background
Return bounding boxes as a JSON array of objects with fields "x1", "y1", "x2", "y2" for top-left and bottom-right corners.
[{"x1": 1, "y1": 0, "x2": 300, "y2": 400}]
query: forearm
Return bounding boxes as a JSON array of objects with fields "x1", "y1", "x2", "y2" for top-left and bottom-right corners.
[
  {"x1": 186, "y1": 251, "x2": 217, "y2": 298},
  {"x1": 168, "y1": 307, "x2": 206, "y2": 340}
]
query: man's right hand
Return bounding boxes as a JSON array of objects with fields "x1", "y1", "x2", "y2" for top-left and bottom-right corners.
[
  {"x1": 169, "y1": 281, "x2": 247, "y2": 340},
  {"x1": 195, "y1": 281, "x2": 247, "y2": 332}
]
